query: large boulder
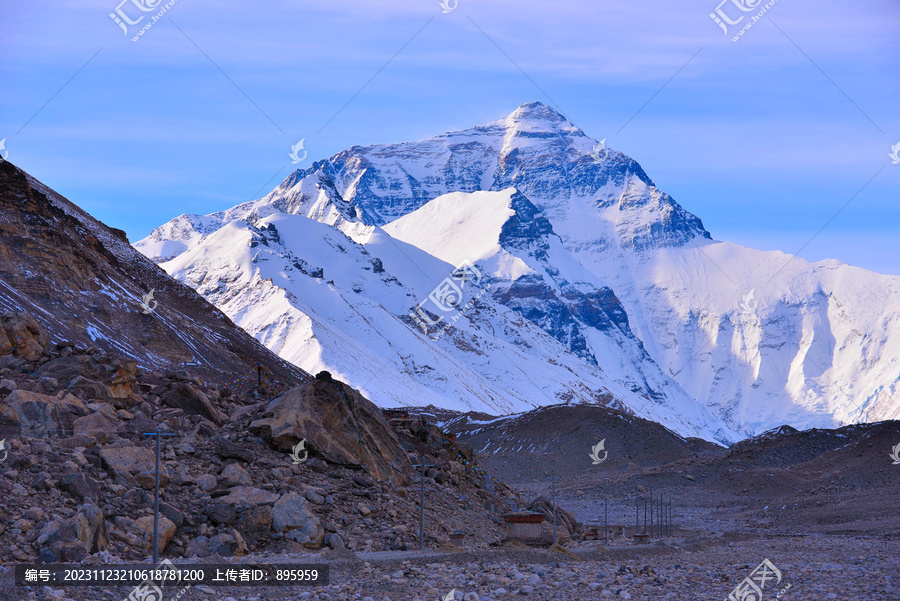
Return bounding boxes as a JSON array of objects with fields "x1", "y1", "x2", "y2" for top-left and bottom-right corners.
[
  {"x1": 1, "y1": 390, "x2": 88, "y2": 437},
  {"x1": 272, "y1": 492, "x2": 324, "y2": 548},
  {"x1": 160, "y1": 383, "x2": 226, "y2": 425},
  {"x1": 0, "y1": 312, "x2": 49, "y2": 360},
  {"x1": 249, "y1": 378, "x2": 411, "y2": 483}
]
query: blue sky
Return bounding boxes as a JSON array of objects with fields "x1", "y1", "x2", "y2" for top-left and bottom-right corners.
[{"x1": 2, "y1": 0, "x2": 898, "y2": 273}]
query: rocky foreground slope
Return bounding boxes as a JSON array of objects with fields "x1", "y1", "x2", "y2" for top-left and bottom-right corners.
[
  {"x1": 2, "y1": 316, "x2": 899, "y2": 601},
  {"x1": 0, "y1": 312, "x2": 541, "y2": 570}
]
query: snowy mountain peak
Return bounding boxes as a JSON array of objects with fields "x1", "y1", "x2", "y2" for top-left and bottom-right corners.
[
  {"x1": 137, "y1": 103, "x2": 900, "y2": 442},
  {"x1": 507, "y1": 101, "x2": 569, "y2": 122},
  {"x1": 499, "y1": 101, "x2": 579, "y2": 134}
]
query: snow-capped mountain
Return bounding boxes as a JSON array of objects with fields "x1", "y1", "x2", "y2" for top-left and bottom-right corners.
[
  {"x1": 136, "y1": 102, "x2": 900, "y2": 441},
  {"x1": 146, "y1": 186, "x2": 737, "y2": 441}
]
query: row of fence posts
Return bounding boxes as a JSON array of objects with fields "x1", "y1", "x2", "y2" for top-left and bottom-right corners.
[
  {"x1": 600, "y1": 487, "x2": 675, "y2": 544},
  {"x1": 634, "y1": 486, "x2": 673, "y2": 539}
]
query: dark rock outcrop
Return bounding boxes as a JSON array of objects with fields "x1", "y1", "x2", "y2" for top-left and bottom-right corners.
[{"x1": 250, "y1": 377, "x2": 411, "y2": 483}]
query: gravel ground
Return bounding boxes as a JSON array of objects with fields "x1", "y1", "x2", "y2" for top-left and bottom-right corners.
[{"x1": 3, "y1": 534, "x2": 897, "y2": 601}]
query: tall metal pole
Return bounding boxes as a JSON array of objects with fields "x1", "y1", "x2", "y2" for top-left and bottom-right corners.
[
  {"x1": 604, "y1": 497, "x2": 608, "y2": 545},
  {"x1": 660, "y1": 497, "x2": 664, "y2": 537},
  {"x1": 153, "y1": 427, "x2": 160, "y2": 565},
  {"x1": 643, "y1": 497, "x2": 647, "y2": 534},
  {"x1": 142, "y1": 428, "x2": 173, "y2": 564},
  {"x1": 419, "y1": 455, "x2": 425, "y2": 550},
  {"x1": 635, "y1": 489, "x2": 639, "y2": 537},
  {"x1": 649, "y1": 489, "x2": 653, "y2": 539},
  {"x1": 412, "y1": 453, "x2": 434, "y2": 551},
  {"x1": 545, "y1": 471, "x2": 560, "y2": 545}
]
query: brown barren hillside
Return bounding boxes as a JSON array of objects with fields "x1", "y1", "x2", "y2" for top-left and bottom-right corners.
[{"x1": 0, "y1": 159, "x2": 304, "y2": 388}]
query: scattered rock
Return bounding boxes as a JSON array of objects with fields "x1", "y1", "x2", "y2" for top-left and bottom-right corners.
[
  {"x1": 185, "y1": 535, "x2": 211, "y2": 558},
  {"x1": 272, "y1": 492, "x2": 324, "y2": 548},
  {"x1": 161, "y1": 383, "x2": 226, "y2": 425},
  {"x1": 158, "y1": 501, "x2": 184, "y2": 527},
  {"x1": 73, "y1": 503, "x2": 108, "y2": 553},
  {"x1": 216, "y1": 439, "x2": 255, "y2": 463},
  {"x1": 220, "y1": 462, "x2": 252, "y2": 487},
  {"x1": 220, "y1": 486, "x2": 280, "y2": 506},
  {"x1": 0, "y1": 311, "x2": 50, "y2": 360},
  {"x1": 205, "y1": 503, "x2": 237, "y2": 525},
  {"x1": 59, "y1": 473, "x2": 100, "y2": 501},
  {"x1": 134, "y1": 515, "x2": 176, "y2": 554},
  {"x1": 72, "y1": 412, "x2": 117, "y2": 442},
  {"x1": 99, "y1": 446, "x2": 164, "y2": 487},
  {"x1": 196, "y1": 473, "x2": 217, "y2": 491},
  {"x1": 207, "y1": 529, "x2": 248, "y2": 557}
]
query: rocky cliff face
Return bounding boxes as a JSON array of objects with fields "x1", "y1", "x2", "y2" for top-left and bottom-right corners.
[{"x1": 0, "y1": 160, "x2": 305, "y2": 385}]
